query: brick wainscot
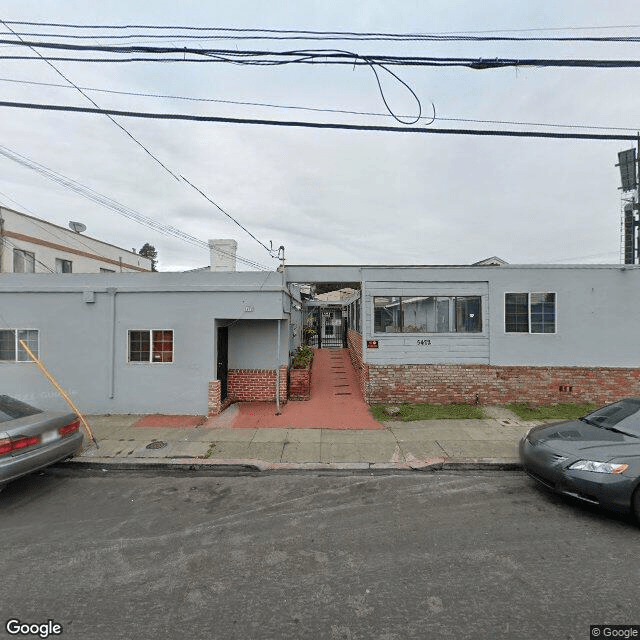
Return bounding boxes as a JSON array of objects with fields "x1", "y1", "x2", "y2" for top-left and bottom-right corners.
[
  {"x1": 208, "y1": 367, "x2": 288, "y2": 416},
  {"x1": 346, "y1": 331, "x2": 640, "y2": 406}
]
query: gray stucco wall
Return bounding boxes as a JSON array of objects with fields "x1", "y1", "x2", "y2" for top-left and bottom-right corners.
[
  {"x1": 487, "y1": 266, "x2": 640, "y2": 367},
  {"x1": 0, "y1": 271, "x2": 288, "y2": 414},
  {"x1": 225, "y1": 319, "x2": 289, "y2": 370},
  {"x1": 359, "y1": 265, "x2": 640, "y2": 367},
  {"x1": 288, "y1": 264, "x2": 640, "y2": 369}
]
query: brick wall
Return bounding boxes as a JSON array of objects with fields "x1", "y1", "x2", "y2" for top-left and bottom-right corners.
[
  {"x1": 227, "y1": 368, "x2": 288, "y2": 403},
  {"x1": 208, "y1": 368, "x2": 288, "y2": 415},
  {"x1": 365, "y1": 364, "x2": 640, "y2": 406},
  {"x1": 347, "y1": 330, "x2": 368, "y2": 398},
  {"x1": 289, "y1": 364, "x2": 312, "y2": 401}
]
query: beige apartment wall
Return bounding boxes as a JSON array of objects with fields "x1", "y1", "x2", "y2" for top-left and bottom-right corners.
[{"x1": 0, "y1": 207, "x2": 152, "y2": 273}]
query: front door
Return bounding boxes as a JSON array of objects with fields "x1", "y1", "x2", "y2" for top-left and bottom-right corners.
[{"x1": 217, "y1": 327, "x2": 229, "y2": 401}]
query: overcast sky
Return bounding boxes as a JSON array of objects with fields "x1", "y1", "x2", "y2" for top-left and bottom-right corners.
[{"x1": 0, "y1": 1, "x2": 637, "y2": 271}]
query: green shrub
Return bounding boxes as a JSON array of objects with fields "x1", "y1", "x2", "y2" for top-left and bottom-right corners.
[{"x1": 292, "y1": 345, "x2": 314, "y2": 369}]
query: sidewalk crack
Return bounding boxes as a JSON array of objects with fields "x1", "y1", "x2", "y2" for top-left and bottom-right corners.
[
  {"x1": 434, "y1": 440, "x2": 449, "y2": 456},
  {"x1": 386, "y1": 426, "x2": 407, "y2": 464}
]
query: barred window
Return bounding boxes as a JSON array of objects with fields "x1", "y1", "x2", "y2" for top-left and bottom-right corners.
[
  {"x1": 0, "y1": 329, "x2": 39, "y2": 362},
  {"x1": 128, "y1": 330, "x2": 173, "y2": 363}
]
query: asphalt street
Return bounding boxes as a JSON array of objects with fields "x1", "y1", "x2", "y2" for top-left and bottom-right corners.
[{"x1": 1, "y1": 469, "x2": 639, "y2": 640}]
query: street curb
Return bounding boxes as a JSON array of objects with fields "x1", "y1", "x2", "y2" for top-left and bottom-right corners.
[{"x1": 66, "y1": 456, "x2": 523, "y2": 474}]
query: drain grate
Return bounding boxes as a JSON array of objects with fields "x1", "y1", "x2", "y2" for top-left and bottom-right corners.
[
  {"x1": 335, "y1": 392, "x2": 352, "y2": 396},
  {"x1": 146, "y1": 440, "x2": 167, "y2": 450}
]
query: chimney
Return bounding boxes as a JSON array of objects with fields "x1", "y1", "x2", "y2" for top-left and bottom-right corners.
[{"x1": 208, "y1": 239, "x2": 238, "y2": 271}]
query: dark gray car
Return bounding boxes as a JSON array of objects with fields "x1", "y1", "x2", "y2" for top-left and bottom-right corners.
[
  {"x1": 0, "y1": 395, "x2": 84, "y2": 489},
  {"x1": 520, "y1": 397, "x2": 640, "y2": 520}
]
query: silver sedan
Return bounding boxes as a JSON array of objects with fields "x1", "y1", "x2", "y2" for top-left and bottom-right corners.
[{"x1": 0, "y1": 395, "x2": 84, "y2": 489}]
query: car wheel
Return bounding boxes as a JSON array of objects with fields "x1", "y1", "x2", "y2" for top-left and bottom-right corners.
[{"x1": 632, "y1": 486, "x2": 640, "y2": 523}]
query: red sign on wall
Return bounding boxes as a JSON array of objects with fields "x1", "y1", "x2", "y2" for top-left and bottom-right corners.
[{"x1": 367, "y1": 340, "x2": 379, "y2": 349}]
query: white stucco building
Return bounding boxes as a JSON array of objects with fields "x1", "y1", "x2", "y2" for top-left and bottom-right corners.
[{"x1": 0, "y1": 207, "x2": 152, "y2": 274}]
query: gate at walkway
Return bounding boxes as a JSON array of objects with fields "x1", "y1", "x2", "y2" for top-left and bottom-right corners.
[{"x1": 304, "y1": 305, "x2": 348, "y2": 349}]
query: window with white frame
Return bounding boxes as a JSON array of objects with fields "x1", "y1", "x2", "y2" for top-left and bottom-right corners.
[
  {"x1": 128, "y1": 330, "x2": 174, "y2": 363},
  {"x1": 374, "y1": 296, "x2": 482, "y2": 334},
  {"x1": 0, "y1": 329, "x2": 39, "y2": 361},
  {"x1": 13, "y1": 249, "x2": 35, "y2": 273},
  {"x1": 505, "y1": 292, "x2": 556, "y2": 333}
]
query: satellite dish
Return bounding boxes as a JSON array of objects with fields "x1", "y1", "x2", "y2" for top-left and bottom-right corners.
[{"x1": 68, "y1": 221, "x2": 86, "y2": 234}]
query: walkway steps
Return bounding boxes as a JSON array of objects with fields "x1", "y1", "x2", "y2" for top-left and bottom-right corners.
[{"x1": 227, "y1": 348, "x2": 382, "y2": 429}]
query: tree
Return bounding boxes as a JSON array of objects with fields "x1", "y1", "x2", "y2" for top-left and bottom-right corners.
[{"x1": 138, "y1": 243, "x2": 158, "y2": 272}]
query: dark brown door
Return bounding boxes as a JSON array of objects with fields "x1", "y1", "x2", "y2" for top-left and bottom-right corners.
[{"x1": 217, "y1": 327, "x2": 228, "y2": 401}]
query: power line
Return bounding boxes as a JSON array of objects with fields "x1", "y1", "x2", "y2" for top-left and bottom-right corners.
[
  {"x1": 179, "y1": 176, "x2": 273, "y2": 254},
  {"x1": 2, "y1": 40, "x2": 640, "y2": 69},
  {"x1": 0, "y1": 75, "x2": 637, "y2": 133},
  {"x1": 5, "y1": 53, "x2": 639, "y2": 70},
  {"x1": 0, "y1": 23, "x2": 279, "y2": 260},
  {"x1": 0, "y1": 189, "x2": 132, "y2": 265},
  {"x1": 6, "y1": 30, "x2": 640, "y2": 43},
  {"x1": 1, "y1": 99, "x2": 638, "y2": 140},
  {"x1": 0, "y1": 144, "x2": 271, "y2": 270},
  {"x1": 0, "y1": 234, "x2": 55, "y2": 272},
  {"x1": 0, "y1": 21, "x2": 182, "y2": 182},
  {"x1": 3, "y1": 20, "x2": 640, "y2": 38}
]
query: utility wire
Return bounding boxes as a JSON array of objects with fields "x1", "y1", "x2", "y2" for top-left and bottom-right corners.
[
  {"x1": 0, "y1": 234, "x2": 55, "y2": 272},
  {"x1": 0, "y1": 189, "x2": 134, "y2": 266},
  {"x1": 7, "y1": 30, "x2": 640, "y2": 43},
  {"x1": 0, "y1": 22, "x2": 182, "y2": 182},
  {"x1": 3, "y1": 20, "x2": 640, "y2": 38},
  {"x1": 1, "y1": 99, "x2": 638, "y2": 140},
  {"x1": 0, "y1": 39, "x2": 429, "y2": 124},
  {"x1": 179, "y1": 176, "x2": 273, "y2": 254},
  {"x1": 0, "y1": 75, "x2": 636, "y2": 133},
  {"x1": 2, "y1": 50, "x2": 640, "y2": 69},
  {"x1": 0, "y1": 21, "x2": 278, "y2": 260},
  {"x1": 2, "y1": 40, "x2": 640, "y2": 69},
  {"x1": 0, "y1": 144, "x2": 271, "y2": 270}
]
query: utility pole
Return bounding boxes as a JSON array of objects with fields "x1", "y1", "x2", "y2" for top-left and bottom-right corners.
[
  {"x1": 616, "y1": 139, "x2": 640, "y2": 264},
  {"x1": 275, "y1": 245, "x2": 285, "y2": 415}
]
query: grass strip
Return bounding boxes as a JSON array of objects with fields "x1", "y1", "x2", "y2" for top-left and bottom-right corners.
[
  {"x1": 372, "y1": 403, "x2": 486, "y2": 422},
  {"x1": 507, "y1": 402, "x2": 598, "y2": 421}
]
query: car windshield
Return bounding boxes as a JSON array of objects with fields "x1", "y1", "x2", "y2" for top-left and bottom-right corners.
[
  {"x1": 0, "y1": 395, "x2": 43, "y2": 423},
  {"x1": 582, "y1": 399, "x2": 640, "y2": 437}
]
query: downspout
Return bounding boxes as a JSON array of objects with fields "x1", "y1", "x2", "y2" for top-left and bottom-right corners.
[
  {"x1": 361, "y1": 268, "x2": 367, "y2": 402},
  {"x1": 275, "y1": 318, "x2": 282, "y2": 415},
  {"x1": 0, "y1": 208, "x2": 5, "y2": 273},
  {"x1": 275, "y1": 251, "x2": 286, "y2": 415},
  {"x1": 107, "y1": 287, "x2": 117, "y2": 399}
]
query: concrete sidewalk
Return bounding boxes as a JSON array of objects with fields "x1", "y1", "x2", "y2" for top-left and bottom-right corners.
[{"x1": 69, "y1": 405, "x2": 553, "y2": 472}]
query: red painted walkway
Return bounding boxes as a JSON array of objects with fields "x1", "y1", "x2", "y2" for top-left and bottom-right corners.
[
  {"x1": 230, "y1": 348, "x2": 383, "y2": 429},
  {"x1": 134, "y1": 415, "x2": 206, "y2": 428}
]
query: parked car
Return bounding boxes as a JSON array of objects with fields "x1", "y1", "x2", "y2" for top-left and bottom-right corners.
[
  {"x1": 520, "y1": 398, "x2": 640, "y2": 520},
  {"x1": 0, "y1": 395, "x2": 84, "y2": 489}
]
